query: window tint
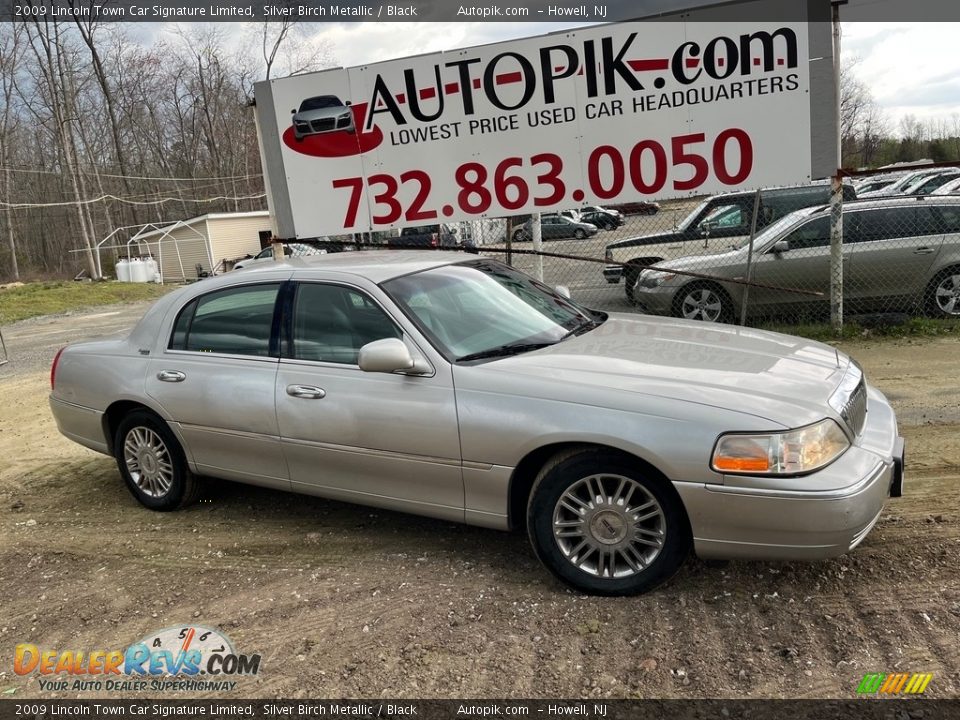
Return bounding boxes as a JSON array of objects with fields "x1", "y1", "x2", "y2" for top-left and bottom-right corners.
[
  {"x1": 849, "y1": 207, "x2": 942, "y2": 243},
  {"x1": 292, "y1": 284, "x2": 401, "y2": 364},
  {"x1": 783, "y1": 216, "x2": 830, "y2": 250},
  {"x1": 698, "y1": 203, "x2": 748, "y2": 232},
  {"x1": 170, "y1": 284, "x2": 280, "y2": 356},
  {"x1": 936, "y1": 205, "x2": 960, "y2": 233}
]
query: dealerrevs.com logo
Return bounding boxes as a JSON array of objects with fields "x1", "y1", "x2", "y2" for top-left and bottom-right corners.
[{"x1": 14, "y1": 625, "x2": 261, "y2": 693}]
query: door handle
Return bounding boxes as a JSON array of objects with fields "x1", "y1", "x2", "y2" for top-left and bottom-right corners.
[
  {"x1": 286, "y1": 384, "x2": 326, "y2": 399},
  {"x1": 157, "y1": 370, "x2": 185, "y2": 383},
  {"x1": 913, "y1": 247, "x2": 936, "y2": 255}
]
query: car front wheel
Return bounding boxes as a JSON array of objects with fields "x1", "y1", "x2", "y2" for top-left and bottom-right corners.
[
  {"x1": 114, "y1": 410, "x2": 201, "y2": 511},
  {"x1": 573, "y1": 229, "x2": 586, "y2": 240},
  {"x1": 527, "y1": 449, "x2": 690, "y2": 596},
  {"x1": 673, "y1": 282, "x2": 732, "y2": 323}
]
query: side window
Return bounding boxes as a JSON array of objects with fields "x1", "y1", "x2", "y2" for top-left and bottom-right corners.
[
  {"x1": 697, "y1": 203, "x2": 749, "y2": 234},
  {"x1": 782, "y1": 216, "x2": 830, "y2": 251},
  {"x1": 171, "y1": 284, "x2": 280, "y2": 356},
  {"x1": 292, "y1": 284, "x2": 402, "y2": 365},
  {"x1": 936, "y1": 205, "x2": 960, "y2": 233},
  {"x1": 169, "y1": 299, "x2": 198, "y2": 351},
  {"x1": 851, "y1": 207, "x2": 924, "y2": 243}
]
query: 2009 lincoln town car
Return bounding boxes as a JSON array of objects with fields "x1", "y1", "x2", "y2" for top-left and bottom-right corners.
[{"x1": 50, "y1": 252, "x2": 905, "y2": 596}]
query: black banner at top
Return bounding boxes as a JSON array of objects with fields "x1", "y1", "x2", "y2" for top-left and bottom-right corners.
[{"x1": 1, "y1": 0, "x2": 959, "y2": 23}]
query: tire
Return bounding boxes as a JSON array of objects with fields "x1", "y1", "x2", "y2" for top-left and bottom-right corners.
[
  {"x1": 927, "y1": 267, "x2": 960, "y2": 317},
  {"x1": 114, "y1": 410, "x2": 201, "y2": 511},
  {"x1": 573, "y1": 229, "x2": 586, "y2": 240},
  {"x1": 526, "y1": 449, "x2": 690, "y2": 596},
  {"x1": 512, "y1": 229, "x2": 529, "y2": 243},
  {"x1": 672, "y1": 281, "x2": 733, "y2": 323}
]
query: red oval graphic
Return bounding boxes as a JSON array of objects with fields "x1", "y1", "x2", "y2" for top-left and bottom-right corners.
[{"x1": 282, "y1": 103, "x2": 383, "y2": 158}]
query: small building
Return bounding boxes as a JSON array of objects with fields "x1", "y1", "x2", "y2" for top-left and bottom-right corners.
[{"x1": 133, "y1": 211, "x2": 272, "y2": 281}]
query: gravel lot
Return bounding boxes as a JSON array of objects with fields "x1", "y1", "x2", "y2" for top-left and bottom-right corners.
[{"x1": 0, "y1": 301, "x2": 958, "y2": 700}]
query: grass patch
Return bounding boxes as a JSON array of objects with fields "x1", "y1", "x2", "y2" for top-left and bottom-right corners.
[
  {"x1": 759, "y1": 316, "x2": 960, "y2": 343},
  {"x1": 0, "y1": 281, "x2": 175, "y2": 325}
]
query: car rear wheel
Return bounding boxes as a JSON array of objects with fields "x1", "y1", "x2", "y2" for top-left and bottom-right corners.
[
  {"x1": 114, "y1": 410, "x2": 201, "y2": 511},
  {"x1": 928, "y1": 268, "x2": 960, "y2": 317},
  {"x1": 527, "y1": 449, "x2": 690, "y2": 596},
  {"x1": 673, "y1": 282, "x2": 732, "y2": 323}
]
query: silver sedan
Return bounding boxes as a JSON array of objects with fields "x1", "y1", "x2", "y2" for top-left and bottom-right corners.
[{"x1": 49, "y1": 252, "x2": 904, "y2": 595}]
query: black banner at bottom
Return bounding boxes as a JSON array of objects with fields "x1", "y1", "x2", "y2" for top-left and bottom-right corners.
[{"x1": 0, "y1": 700, "x2": 957, "y2": 720}]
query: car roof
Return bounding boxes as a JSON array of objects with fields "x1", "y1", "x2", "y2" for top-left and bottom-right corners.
[{"x1": 238, "y1": 249, "x2": 471, "y2": 283}]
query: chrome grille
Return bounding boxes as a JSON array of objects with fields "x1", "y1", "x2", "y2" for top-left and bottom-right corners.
[{"x1": 840, "y1": 379, "x2": 867, "y2": 436}]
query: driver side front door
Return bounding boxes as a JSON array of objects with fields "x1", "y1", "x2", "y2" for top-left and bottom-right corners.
[{"x1": 274, "y1": 281, "x2": 464, "y2": 522}]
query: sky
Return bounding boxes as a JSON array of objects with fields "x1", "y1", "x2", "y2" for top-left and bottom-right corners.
[
  {"x1": 841, "y1": 23, "x2": 960, "y2": 128},
  {"x1": 275, "y1": 20, "x2": 960, "y2": 134}
]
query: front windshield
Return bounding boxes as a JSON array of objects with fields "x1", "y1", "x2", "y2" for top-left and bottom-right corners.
[{"x1": 383, "y1": 260, "x2": 599, "y2": 361}]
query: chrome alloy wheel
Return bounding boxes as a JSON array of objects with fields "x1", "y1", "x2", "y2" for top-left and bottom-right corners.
[
  {"x1": 552, "y1": 474, "x2": 666, "y2": 579},
  {"x1": 935, "y1": 273, "x2": 960, "y2": 315},
  {"x1": 123, "y1": 426, "x2": 174, "y2": 498},
  {"x1": 680, "y1": 287, "x2": 723, "y2": 322}
]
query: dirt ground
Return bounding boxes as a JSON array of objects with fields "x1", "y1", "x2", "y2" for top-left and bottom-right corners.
[{"x1": 0, "y1": 302, "x2": 958, "y2": 700}]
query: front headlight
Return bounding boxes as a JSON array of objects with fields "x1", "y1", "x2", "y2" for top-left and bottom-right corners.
[
  {"x1": 711, "y1": 418, "x2": 850, "y2": 475},
  {"x1": 637, "y1": 269, "x2": 677, "y2": 288}
]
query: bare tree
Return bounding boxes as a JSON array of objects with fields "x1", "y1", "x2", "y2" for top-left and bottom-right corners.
[{"x1": 0, "y1": 24, "x2": 23, "y2": 280}]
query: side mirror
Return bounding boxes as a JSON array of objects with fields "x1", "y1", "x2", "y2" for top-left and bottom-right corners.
[
  {"x1": 555, "y1": 285, "x2": 571, "y2": 299},
  {"x1": 358, "y1": 338, "x2": 414, "y2": 373},
  {"x1": 345, "y1": 100, "x2": 352, "y2": 106},
  {"x1": 772, "y1": 240, "x2": 789, "y2": 254},
  {"x1": 291, "y1": 109, "x2": 297, "y2": 114}
]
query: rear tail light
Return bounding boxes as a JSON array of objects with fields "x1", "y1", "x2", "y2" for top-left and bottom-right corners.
[
  {"x1": 604, "y1": 249, "x2": 613, "y2": 263},
  {"x1": 51, "y1": 346, "x2": 66, "y2": 391},
  {"x1": 430, "y1": 233, "x2": 439, "y2": 247}
]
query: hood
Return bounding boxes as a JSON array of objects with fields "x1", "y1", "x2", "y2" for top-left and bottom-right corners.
[
  {"x1": 653, "y1": 246, "x2": 745, "y2": 271},
  {"x1": 606, "y1": 230, "x2": 686, "y2": 249},
  {"x1": 486, "y1": 314, "x2": 849, "y2": 427}
]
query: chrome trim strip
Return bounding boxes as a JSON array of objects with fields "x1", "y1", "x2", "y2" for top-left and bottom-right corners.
[
  {"x1": 49, "y1": 396, "x2": 102, "y2": 414},
  {"x1": 283, "y1": 436, "x2": 461, "y2": 468}
]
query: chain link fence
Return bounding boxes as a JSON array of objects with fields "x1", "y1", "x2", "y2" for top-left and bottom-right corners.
[{"x1": 278, "y1": 163, "x2": 960, "y2": 330}]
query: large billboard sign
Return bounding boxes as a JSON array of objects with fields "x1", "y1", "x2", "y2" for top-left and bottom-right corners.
[{"x1": 255, "y1": 9, "x2": 834, "y2": 238}]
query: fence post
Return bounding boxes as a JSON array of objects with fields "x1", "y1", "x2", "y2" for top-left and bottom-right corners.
[
  {"x1": 830, "y1": 1, "x2": 844, "y2": 333},
  {"x1": 532, "y1": 213, "x2": 543, "y2": 282},
  {"x1": 739, "y1": 189, "x2": 762, "y2": 326}
]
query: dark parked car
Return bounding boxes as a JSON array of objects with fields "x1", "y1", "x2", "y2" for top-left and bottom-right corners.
[
  {"x1": 389, "y1": 224, "x2": 461, "y2": 249},
  {"x1": 580, "y1": 210, "x2": 624, "y2": 230},
  {"x1": 291, "y1": 96, "x2": 354, "y2": 140},
  {"x1": 515, "y1": 214, "x2": 599, "y2": 241},
  {"x1": 609, "y1": 200, "x2": 660, "y2": 216}
]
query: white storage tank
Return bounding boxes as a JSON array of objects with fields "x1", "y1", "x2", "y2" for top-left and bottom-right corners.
[
  {"x1": 130, "y1": 258, "x2": 149, "y2": 283},
  {"x1": 143, "y1": 257, "x2": 160, "y2": 283},
  {"x1": 116, "y1": 258, "x2": 131, "y2": 282}
]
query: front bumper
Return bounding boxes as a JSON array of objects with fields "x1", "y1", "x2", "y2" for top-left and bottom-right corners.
[
  {"x1": 633, "y1": 281, "x2": 677, "y2": 315},
  {"x1": 675, "y1": 385, "x2": 904, "y2": 561}
]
